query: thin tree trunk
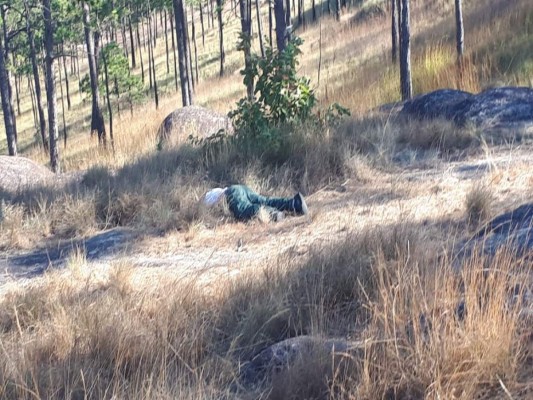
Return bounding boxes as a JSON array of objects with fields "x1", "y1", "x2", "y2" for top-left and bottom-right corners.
[
  {"x1": 199, "y1": 2, "x2": 205, "y2": 47},
  {"x1": 1, "y1": 7, "x2": 17, "y2": 143},
  {"x1": 148, "y1": 15, "x2": 154, "y2": 90},
  {"x1": 391, "y1": 0, "x2": 398, "y2": 63},
  {"x1": 274, "y1": 0, "x2": 287, "y2": 52},
  {"x1": 13, "y1": 68, "x2": 20, "y2": 116},
  {"x1": 400, "y1": 0, "x2": 412, "y2": 100},
  {"x1": 173, "y1": 0, "x2": 193, "y2": 106},
  {"x1": 164, "y1": 9, "x2": 170, "y2": 74},
  {"x1": 28, "y1": 76, "x2": 38, "y2": 132},
  {"x1": 239, "y1": 0, "x2": 254, "y2": 100},
  {"x1": 121, "y1": 20, "x2": 129, "y2": 59},
  {"x1": 256, "y1": 0, "x2": 265, "y2": 58},
  {"x1": 455, "y1": 0, "x2": 464, "y2": 60},
  {"x1": 170, "y1": 10, "x2": 179, "y2": 91},
  {"x1": 0, "y1": 34, "x2": 16, "y2": 155},
  {"x1": 216, "y1": 0, "x2": 225, "y2": 77},
  {"x1": 312, "y1": 0, "x2": 316, "y2": 21},
  {"x1": 58, "y1": 48, "x2": 68, "y2": 148},
  {"x1": 136, "y1": 24, "x2": 145, "y2": 83},
  {"x1": 335, "y1": 0, "x2": 340, "y2": 21},
  {"x1": 102, "y1": 50, "x2": 115, "y2": 151},
  {"x1": 128, "y1": 17, "x2": 137, "y2": 68},
  {"x1": 83, "y1": 2, "x2": 106, "y2": 146},
  {"x1": 43, "y1": 0, "x2": 60, "y2": 171},
  {"x1": 25, "y1": 0, "x2": 48, "y2": 150},
  {"x1": 190, "y1": 5, "x2": 199, "y2": 85},
  {"x1": 268, "y1": 0, "x2": 273, "y2": 46},
  {"x1": 61, "y1": 43, "x2": 71, "y2": 110},
  {"x1": 210, "y1": 0, "x2": 215, "y2": 27},
  {"x1": 184, "y1": 4, "x2": 195, "y2": 95}
]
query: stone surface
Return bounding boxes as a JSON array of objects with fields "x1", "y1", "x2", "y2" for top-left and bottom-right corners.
[
  {"x1": 0, "y1": 156, "x2": 53, "y2": 195},
  {"x1": 457, "y1": 203, "x2": 533, "y2": 261},
  {"x1": 157, "y1": 105, "x2": 233, "y2": 148},
  {"x1": 239, "y1": 335, "x2": 361, "y2": 387},
  {"x1": 397, "y1": 87, "x2": 533, "y2": 143}
]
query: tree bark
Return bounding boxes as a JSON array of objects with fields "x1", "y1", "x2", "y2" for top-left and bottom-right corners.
[
  {"x1": 0, "y1": 33, "x2": 16, "y2": 155},
  {"x1": 199, "y1": 2, "x2": 205, "y2": 47},
  {"x1": 400, "y1": 0, "x2": 412, "y2": 100},
  {"x1": 136, "y1": 23, "x2": 145, "y2": 83},
  {"x1": 455, "y1": 0, "x2": 464, "y2": 60},
  {"x1": 216, "y1": 0, "x2": 225, "y2": 76},
  {"x1": 239, "y1": 0, "x2": 254, "y2": 99},
  {"x1": 43, "y1": 0, "x2": 60, "y2": 172},
  {"x1": 102, "y1": 50, "x2": 115, "y2": 151},
  {"x1": 128, "y1": 17, "x2": 137, "y2": 68},
  {"x1": 391, "y1": 0, "x2": 398, "y2": 63},
  {"x1": 164, "y1": 9, "x2": 170, "y2": 74},
  {"x1": 268, "y1": 0, "x2": 273, "y2": 46},
  {"x1": 24, "y1": 0, "x2": 48, "y2": 150},
  {"x1": 274, "y1": 0, "x2": 287, "y2": 52},
  {"x1": 83, "y1": 2, "x2": 106, "y2": 146},
  {"x1": 255, "y1": 0, "x2": 265, "y2": 58},
  {"x1": 173, "y1": 0, "x2": 193, "y2": 106},
  {"x1": 170, "y1": 9, "x2": 179, "y2": 91},
  {"x1": 58, "y1": 48, "x2": 68, "y2": 149},
  {"x1": 191, "y1": 4, "x2": 199, "y2": 85},
  {"x1": 61, "y1": 43, "x2": 71, "y2": 110}
]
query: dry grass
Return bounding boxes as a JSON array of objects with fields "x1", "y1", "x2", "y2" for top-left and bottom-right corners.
[
  {"x1": 465, "y1": 184, "x2": 494, "y2": 228},
  {"x1": 0, "y1": 223, "x2": 530, "y2": 399}
]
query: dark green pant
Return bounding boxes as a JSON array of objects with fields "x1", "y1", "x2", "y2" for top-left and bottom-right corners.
[{"x1": 225, "y1": 185, "x2": 295, "y2": 221}]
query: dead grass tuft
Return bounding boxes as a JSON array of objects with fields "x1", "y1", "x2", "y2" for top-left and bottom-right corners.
[{"x1": 465, "y1": 184, "x2": 494, "y2": 228}]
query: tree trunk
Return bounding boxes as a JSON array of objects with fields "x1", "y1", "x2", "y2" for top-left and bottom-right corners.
[
  {"x1": 312, "y1": 0, "x2": 316, "y2": 21},
  {"x1": 190, "y1": 5, "x2": 199, "y2": 85},
  {"x1": 28, "y1": 76, "x2": 38, "y2": 132},
  {"x1": 0, "y1": 34, "x2": 16, "y2": 155},
  {"x1": 164, "y1": 10, "x2": 170, "y2": 74},
  {"x1": 239, "y1": 0, "x2": 254, "y2": 100},
  {"x1": 25, "y1": 0, "x2": 48, "y2": 150},
  {"x1": 61, "y1": 43, "x2": 71, "y2": 110},
  {"x1": 136, "y1": 23, "x2": 145, "y2": 83},
  {"x1": 58, "y1": 48, "x2": 68, "y2": 148},
  {"x1": 83, "y1": 2, "x2": 106, "y2": 146},
  {"x1": 335, "y1": 0, "x2": 340, "y2": 21},
  {"x1": 121, "y1": 20, "x2": 129, "y2": 59},
  {"x1": 13, "y1": 67, "x2": 20, "y2": 116},
  {"x1": 455, "y1": 0, "x2": 464, "y2": 60},
  {"x1": 170, "y1": 10, "x2": 179, "y2": 91},
  {"x1": 274, "y1": 0, "x2": 287, "y2": 52},
  {"x1": 102, "y1": 50, "x2": 115, "y2": 151},
  {"x1": 1, "y1": 6, "x2": 17, "y2": 144},
  {"x1": 268, "y1": 0, "x2": 273, "y2": 46},
  {"x1": 199, "y1": 2, "x2": 205, "y2": 47},
  {"x1": 148, "y1": 15, "x2": 154, "y2": 90},
  {"x1": 400, "y1": 0, "x2": 412, "y2": 100},
  {"x1": 391, "y1": 0, "x2": 398, "y2": 63},
  {"x1": 173, "y1": 0, "x2": 193, "y2": 106},
  {"x1": 256, "y1": 0, "x2": 265, "y2": 58},
  {"x1": 216, "y1": 0, "x2": 225, "y2": 76},
  {"x1": 43, "y1": 0, "x2": 60, "y2": 172},
  {"x1": 128, "y1": 17, "x2": 137, "y2": 68}
]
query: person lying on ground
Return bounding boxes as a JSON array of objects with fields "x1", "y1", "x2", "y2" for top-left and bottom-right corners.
[{"x1": 204, "y1": 184, "x2": 308, "y2": 222}]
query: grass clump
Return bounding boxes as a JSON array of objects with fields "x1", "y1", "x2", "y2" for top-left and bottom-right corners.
[{"x1": 465, "y1": 184, "x2": 494, "y2": 228}]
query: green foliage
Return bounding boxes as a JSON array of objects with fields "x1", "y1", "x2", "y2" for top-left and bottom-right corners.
[{"x1": 231, "y1": 37, "x2": 317, "y2": 133}]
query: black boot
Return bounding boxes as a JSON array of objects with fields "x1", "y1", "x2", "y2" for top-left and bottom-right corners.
[{"x1": 293, "y1": 192, "x2": 308, "y2": 215}]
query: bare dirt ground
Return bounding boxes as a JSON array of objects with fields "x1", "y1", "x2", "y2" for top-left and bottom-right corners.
[{"x1": 1, "y1": 143, "x2": 532, "y2": 294}]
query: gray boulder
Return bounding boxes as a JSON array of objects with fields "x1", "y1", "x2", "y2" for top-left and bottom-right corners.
[
  {"x1": 157, "y1": 105, "x2": 233, "y2": 148},
  {"x1": 0, "y1": 156, "x2": 53, "y2": 196},
  {"x1": 398, "y1": 87, "x2": 533, "y2": 143},
  {"x1": 457, "y1": 203, "x2": 533, "y2": 261},
  {"x1": 239, "y1": 335, "x2": 361, "y2": 387}
]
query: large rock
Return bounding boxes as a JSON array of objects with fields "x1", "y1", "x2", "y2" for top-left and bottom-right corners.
[
  {"x1": 398, "y1": 87, "x2": 533, "y2": 143},
  {"x1": 0, "y1": 156, "x2": 53, "y2": 196},
  {"x1": 157, "y1": 105, "x2": 233, "y2": 148},
  {"x1": 239, "y1": 335, "x2": 361, "y2": 388},
  {"x1": 457, "y1": 203, "x2": 533, "y2": 261}
]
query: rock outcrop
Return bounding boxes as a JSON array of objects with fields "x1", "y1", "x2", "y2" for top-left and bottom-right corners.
[
  {"x1": 457, "y1": 203, "x2": 533, "y2": 261},
  {"x1": 239, "y1": 335, "x2": 361, "y2": 387},
  {"x1": 0, "y1": 156, "x2": 53, "y2": 196},
  {"x1": 397, "y1": 87, "x2": 533, "y2": 143},
  {"x1": 157, "y1": 105, "x2": 233, "y2": 148}
]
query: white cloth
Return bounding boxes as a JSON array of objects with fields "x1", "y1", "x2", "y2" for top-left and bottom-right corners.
[{"x1": 204, "y1": 187, "x2": 227, "y2": 206}]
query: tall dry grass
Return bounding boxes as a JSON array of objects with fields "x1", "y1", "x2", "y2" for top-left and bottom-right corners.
[{"x1": 0, "y1": 223, "x2": 530, "y2": 399}]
